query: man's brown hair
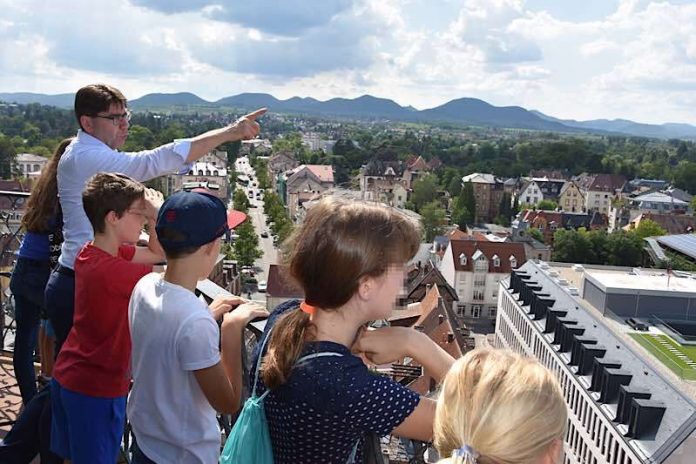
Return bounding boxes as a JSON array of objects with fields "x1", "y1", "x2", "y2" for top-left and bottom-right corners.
[
  {"x1": 82, "y1": 172, "x2": 145, "y2": 234},
  {"x1": 74, "y1": 84, "x2": 127, "y2": 130}
]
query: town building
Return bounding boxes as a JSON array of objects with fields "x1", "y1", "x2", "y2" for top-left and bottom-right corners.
[
  {"x1": 265, "y1": 264, "x2": 304, "y2": 310},
  {"x1": 581, "y1": 174, "x2": 627, "y2": 215},
  {"x1": 461, "y1": 173, "x2": 505, "y2": 224},
  {"x1": 440, "y1": 239, "x2": 526, "y2": 334},
  {"x1": 624, "y1": 213, "x2": 696, "y2": 236},
  {"x1": 282, "y1": 164, "x2": 335, "y2": 219},
  {"x1": 559, "y1": 180, "x2": 586, "y2": 213},
  {"x1": 496, "y1": 260, "x2": 696, "y2": 464},
  {"x1": 518, "y1": 178, "x2": 566, "y2": 206},
  {"x1": 168, "y1": 150, "x2": 229, "y2": 199},
  {"x1": 15, "y1": 153, "x2": 48, "y2": 177}
]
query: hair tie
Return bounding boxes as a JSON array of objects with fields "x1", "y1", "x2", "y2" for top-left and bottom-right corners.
[
  {"x1": 299, "y1": 301, "x2": 316, "y2": 315},
  {"x1": 453, "y1": 445, "x2": 479, "y2": 463}
]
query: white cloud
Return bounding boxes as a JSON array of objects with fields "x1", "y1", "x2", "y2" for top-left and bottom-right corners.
[{"x1": 0, "y1": 0, "x2": 695, "y2": 125}]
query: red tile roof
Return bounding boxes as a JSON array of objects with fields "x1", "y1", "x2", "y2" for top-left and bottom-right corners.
[
  {"x1": 266, "y1": 264, "x2": 304, "y2": 298},
  {"x1": 448, "y1": 240, "x2": 526, "y2": 273}
]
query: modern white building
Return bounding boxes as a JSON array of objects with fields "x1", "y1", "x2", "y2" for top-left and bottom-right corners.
[{"x1": 496, "y1": 260, "x2": 696, "y2": 464}]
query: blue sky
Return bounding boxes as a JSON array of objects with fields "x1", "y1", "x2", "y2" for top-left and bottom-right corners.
[{"x1": 1, "y1": 0, "x2": 696, "y2": 124}]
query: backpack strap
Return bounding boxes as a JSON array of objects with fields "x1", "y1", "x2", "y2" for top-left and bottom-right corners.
[
  {"x1": 251, "y1": 324, "x2": 275, "y2": 397},
  {"x1": 296, "y1": 352, "x2": 344, "y2": 364}
]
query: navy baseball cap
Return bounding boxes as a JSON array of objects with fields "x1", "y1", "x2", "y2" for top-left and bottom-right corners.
[{"x1": 156, "y1": 191, "x2": 237, "y2": 251}]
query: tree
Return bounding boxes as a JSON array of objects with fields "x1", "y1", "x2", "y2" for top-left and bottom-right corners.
[
  {"x1": 497, "y1": 192, "x2": 512, "y2": 226},
  {"x1": 420, "y1": 201, "x2": 447, "y2": 242},
  {"x1": 452, "y1": 181, "x2": 476, "y2": 226},
  {"x1": 537, "y1": 199, "x2": 558, "y2": 211},
  {"x1": 632, "y1": 219, "x2": 667, "y2": 240},
  {"x1": 529, "y1": 228, "x2": 544, "y2": 243},
  {"x1": 606, "y1": 231, "x2": 643, "y2": 266},
  {"x1": 408, "y1": 174, "x2": 439, "y2": 212},
  {"x1": 232, "y1": 219, "x2": 262, "y2": 266},
  {"x1": 0, "y1": 135, "x2": 17, "y2": 180},
  {"x1": 233, "y1": 188, "x2": 250, "y2": 213},
  {"x1": 673, "y1": 161, "x2": 696, "y2": 194},
  {"x1": 552, "y1": 229, "x2": 595, "y2": 263}
]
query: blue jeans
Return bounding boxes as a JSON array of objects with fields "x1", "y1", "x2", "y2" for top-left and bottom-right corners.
[
  {"x1": 10, "y1": 257, "x2": 51, "y2": 405},
  {"x1": 44, "y1": 265, "x2": 75, "y2": 355},
  {"x1": 0, "y1": 383, "x2": 62, "y2": 464}
]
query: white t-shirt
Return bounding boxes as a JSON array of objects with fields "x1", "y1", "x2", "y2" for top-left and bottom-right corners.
[{"x1": 128, "y1": 273, "x2": 221, "y2": 464}]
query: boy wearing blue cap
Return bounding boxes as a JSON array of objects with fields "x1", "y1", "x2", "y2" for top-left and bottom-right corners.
[{"x1": 127, "y1": 190, "x2": 267, "y2": 464}]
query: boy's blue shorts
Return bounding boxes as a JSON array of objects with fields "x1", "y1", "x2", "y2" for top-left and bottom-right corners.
[
  {"x1": 41, "y1": 319, "x2": 55, "y2": 338},
  {"x1": 50, "y1": 379, "x2": 127, "y2": 464}
]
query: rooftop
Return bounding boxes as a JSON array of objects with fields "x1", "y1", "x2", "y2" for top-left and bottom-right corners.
[
  {"x1": 510, "y1": 261, "x2": 696, "y2": 461},
  {"x1": 656, "y1": 234, "x2": 696, "y2": 260}
]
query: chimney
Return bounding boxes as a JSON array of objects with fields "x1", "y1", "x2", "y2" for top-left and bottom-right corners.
[
  {"x1": 590, "y1": 358, "x2": 621, "y2": 392},
  {"x1": 578, "y1": 344, "x2": 607, "y2": 376},
  {"x1": 438, "y1": 314, "x2": 444, "y2": 324},
  {"x1": 447, "y1": 332, "x2": 455, "y2": 343},
  {"x1": 599, "y1": 368, "x2": 632, "y2": 403},
  {"x1": 616, "y1": 385, "x2": 651, "y2": 424},
  {"x1": 570, "y1": 337, "x2": 596, "y2": 366},
  {"x1": 627, "y1": 399, "x2": 666, "y2": 439}
]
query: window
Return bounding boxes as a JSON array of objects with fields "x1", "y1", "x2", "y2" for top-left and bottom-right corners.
[
  {"x1": 488, "y1": 307, "x2": 497, "y2": 318},
  {"x1": 33, "y1": 164, "x2": 40, "y2": 171},
  {"x1": 472, "y1": 305, "x2": 481, "y2": 318},
  {"x1": 459, "y1": 253, "x2": 467, "y2": 266},
  {"x1": 492, "y1": 254, "x2": 500, "y2": 267},
  {"x1": 473, "y1": 290, "x2": 485, "y2": 301},
  {"x1": 509, "y1": 256, "x2": 517, "y2": 268},
  {"x1": 475, "y1": 258, "x2": 487, "y2": 272}
]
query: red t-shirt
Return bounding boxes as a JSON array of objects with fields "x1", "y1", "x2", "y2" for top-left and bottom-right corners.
[{"x1": 54, "y1": 243, "x2": 153, "y2": 398}]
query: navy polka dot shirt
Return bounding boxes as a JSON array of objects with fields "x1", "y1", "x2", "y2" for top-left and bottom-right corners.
[{"x1": 250, "y1": 301, "x2": 421, "y2": 464}]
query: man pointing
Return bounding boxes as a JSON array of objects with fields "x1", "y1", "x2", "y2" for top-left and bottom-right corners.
[{"x1": 45, "y1": 83, "x2": 266, "y2": 351}]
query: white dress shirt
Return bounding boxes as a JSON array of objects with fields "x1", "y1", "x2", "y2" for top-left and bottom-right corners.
[{"x1": 57, "y1": 130, "x2": 192, "y2": 269}]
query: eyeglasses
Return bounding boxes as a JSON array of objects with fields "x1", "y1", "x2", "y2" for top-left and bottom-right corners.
[
  {"x1": 92, "y1": 110, "x2": 132, "y2": 126},
  {"x1": 126, "y1": 209, "x2": 150, "y2": 220}
]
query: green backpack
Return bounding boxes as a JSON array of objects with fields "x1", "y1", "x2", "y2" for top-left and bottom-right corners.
[{"x1": 219, "y1": 328, "x2": 359, "y2": 463}]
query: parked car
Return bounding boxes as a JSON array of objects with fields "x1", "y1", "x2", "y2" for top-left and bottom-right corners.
[
  {"x1": 257, "y1": 280, "x2": 267, "y2": 292},
  {"x1": 260, "y1": 231, "x2": 269, "y2": 238}
]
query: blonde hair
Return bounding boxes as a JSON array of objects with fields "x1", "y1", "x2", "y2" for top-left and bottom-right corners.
[
  {"x1": 261, "y1": 196, "x2": 421, "y2": 389},
  {"x1": 434, "y1": 348, "x2": 567, "y2": 464}
]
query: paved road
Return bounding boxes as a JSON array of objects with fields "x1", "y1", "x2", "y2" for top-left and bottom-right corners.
[{"x1": 233, "y1": 157, "x2": 277, "y2": 303}]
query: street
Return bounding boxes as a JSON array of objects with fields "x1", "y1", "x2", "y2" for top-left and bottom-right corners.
[{"x1": 233, "y1": 156, "x2": 277, "y2": 302}]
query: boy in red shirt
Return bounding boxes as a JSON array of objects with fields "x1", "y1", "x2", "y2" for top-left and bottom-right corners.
[{"x1": 50, "y1": 172, "x2": 165, "y2": 463}]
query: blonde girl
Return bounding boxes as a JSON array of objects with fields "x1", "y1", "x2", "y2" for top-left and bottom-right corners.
[{"x1": 435, "y1": 348, "x2": 567, "y2": 464}]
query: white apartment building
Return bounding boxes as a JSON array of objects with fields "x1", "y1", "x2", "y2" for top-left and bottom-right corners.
[
  {"x1": 496, "y1": 260, "x2": 696, "y2": 464},
  {"x1": 440, "y1": 240, "x2": 526, "y2": 334},
  {"x1": 15, "y1": 153, "x2": 48, "y2": 177}
]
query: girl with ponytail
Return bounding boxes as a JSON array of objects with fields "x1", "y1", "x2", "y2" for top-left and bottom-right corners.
[{"x1": 252, "y1": 196, "x2": 456, "y2": 463}]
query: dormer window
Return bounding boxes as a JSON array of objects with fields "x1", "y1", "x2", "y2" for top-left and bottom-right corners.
[
  {"x1": 509, "y1": 255, "x2": 518, "y2": 268},
  {"x1": 492, "y1": 254, "x2": 500, "y2": 267},
  {"x1": 459, "y1": 253, "x2": 467, "y2": 266}
]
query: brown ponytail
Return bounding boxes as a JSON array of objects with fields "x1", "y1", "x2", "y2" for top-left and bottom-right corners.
[
  {"x1": 261, "y1": 306, "x2": 316, "y2": 389},
  {"x1": 261, "y1": 196, "x2": 421, "y2": 389}
]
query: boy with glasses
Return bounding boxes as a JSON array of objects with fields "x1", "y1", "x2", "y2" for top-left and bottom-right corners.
[
  {"x1": 45, "y1": 83, "x2": 266, "y2": 353},
  {"x1": 50, "y1": 172, "x2": 164, "y2": 463}
]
